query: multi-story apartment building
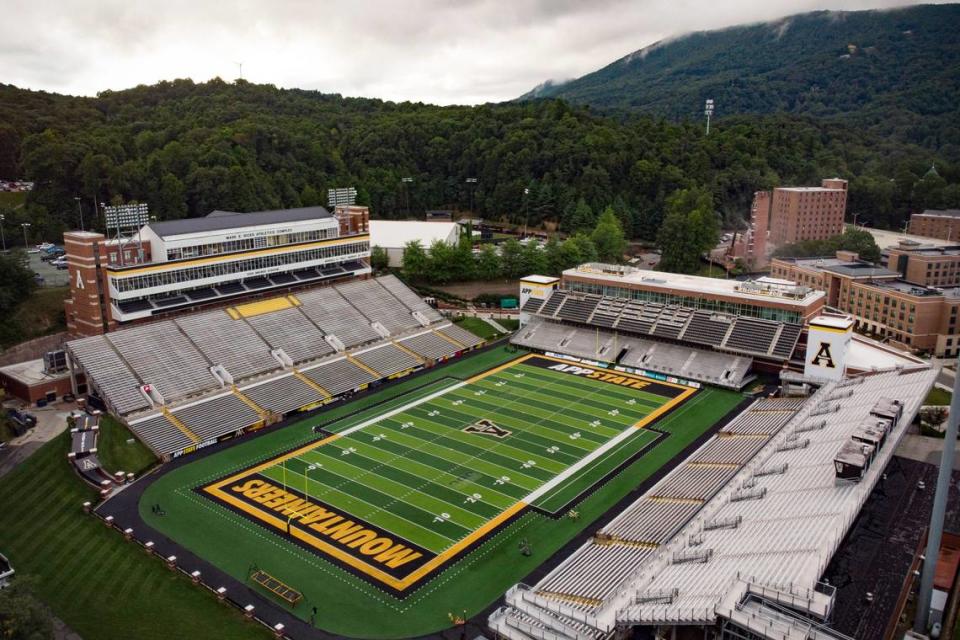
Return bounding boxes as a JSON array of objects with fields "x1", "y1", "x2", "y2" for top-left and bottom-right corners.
[
  {"x1": 907, "y1": 209, "x2": 960, "y2": 242},
  {"x1": 771, "y1": 250, "x2": 960, "y2": 356},
  {"x1": 64, "y1": 205, "x2": 370, "y2": 337},
  {"x1": 766, "y1": 178, "x2": 848, "y2": 246},
  {"x1": 886, "y1": 242, "x2": 960, "y2": 288}
]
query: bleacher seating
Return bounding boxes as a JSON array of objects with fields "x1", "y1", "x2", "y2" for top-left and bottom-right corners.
[
  {"x1": 240, "y1": 375, "x2": 325, "y2": 415},
  {"x1": 127, "y1": 413, "x2": 194, "y2": 454},
  {"x1": 172, "y1": 393, "x2": 260, "y2": 441},
  {"x1": 722, "y1": 317, "x2": 781, "y2": 355},
  {"x1": 67, "y1": 336, "x2": 149, "y2": 414},
  {"x1": 336, "y1": 279, "x2": 420, "y2": 333},
  {"x1": 106, "y1": 323, "x2": 215, "y2": 400},
  {"x1": 245, "y1": 307, "x2": 334, "y2": 364},
  {"x1": 588, "y1": 297, "x2": 625, "y2": 327},
  {"x1": 537, "y1": 290, "x2": 567, "y2": 317},
  {"x1": 555, "y1": 294, "x2": 601, "y2": 324},
  {"x1": 771, "y1": 322, "x2": 803, "y2": 359},
  {"x1": 175, "y1": 310, "x2": 277, "y2": 380},
  {"x1": 296, "y1": 287, "x2": 381, "y2": 348},
  {"x1": 399, "y1": 332, "x2": 460, "y2": 360},
  {"x1": 536, "y1": 545, "x2": 656, "y2": 607},
  {"x1": 520, "y1": 297, "x2": 545, "y2": 314},
  {"x1": 437, "y1": 324, "x2": 485, "y2": 349},
  {"x1": 302, "y1": 357, "x2": 376, "y2": 396},
  {"x1": 681, "y1": 311, "x2": 733, "y2": 346},
  {"x1": 376, "y1": 274, "x2": 443, "y2": 323},
  {"x1": 354, "y1": 344, "x2": 420, "y2": 377}
]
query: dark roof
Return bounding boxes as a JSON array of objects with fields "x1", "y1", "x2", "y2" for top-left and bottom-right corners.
[{"x1": 146, "y1": 206, "x2": 332, "y2": 238}]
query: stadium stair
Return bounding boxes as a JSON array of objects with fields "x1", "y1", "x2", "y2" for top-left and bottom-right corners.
[
  {"x1": 391, "y1": 339, "x2": 426, "y2": 365},
  {"x1": 432, "y1": 328, "x2": 465, "y2": 349},
  {"x1": 346, "y1": 354, "x2": 382, "y2": 378},
  {"x1": 232, "y1": 386, "x2": 267, "y2": 418},
  {"x1": 161, "y1": 407, "x2": 200, "y2": 444},
  {"x1": 291, "y1": 369, "x2": 332, "y2": 400}
]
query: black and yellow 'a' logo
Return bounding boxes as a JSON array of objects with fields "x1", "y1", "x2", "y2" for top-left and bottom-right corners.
[
  {"x1": 810, "y1": 342, "x2": 836, "y2": 368},
  {"x1": 463, "y1": 419, "x2": 511, "y2": 439}
]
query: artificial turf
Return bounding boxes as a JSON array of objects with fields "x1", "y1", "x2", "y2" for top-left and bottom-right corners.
[
  {"x1": 0, "y1": 432, "x2": 270, "y2": 640},
  {"x1": 138, "y1": 347, "x2": 743, "y2": 638}
]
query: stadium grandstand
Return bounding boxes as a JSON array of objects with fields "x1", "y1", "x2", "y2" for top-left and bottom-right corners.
[
  {"x1": 489, "y1": 365, "x2": 936, "y2": 640},
  {"x1": 65, "y1": 275, "x2": 483, "y2": 458},
  {"x1": 515, "y1": 288, "x2": 803, "y2": 389}
]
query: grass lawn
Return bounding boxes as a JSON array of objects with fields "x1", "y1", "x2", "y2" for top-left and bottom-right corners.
[
  {"x1": 498, "y1": 318, "x2": 520, "y2": 331},
  {"x1": 139, "y1": 347, "x2": 742, "y2": 638},
  {"x1": 0, "y1": 192, "x2": 26, "y2": 209},
  {"x1": 454, "y1": 316, "x2": 502, "y2": 340},
  {"x1": 0, "y1": 432, "x2": 270, "y2": 640},
  {"x1": 2, "y1": 286, "x2": 69, "y2": 349},
  {"x1": 926, "y1": 387, "x2": 952, "y2": 406},
  {"x1": 97, "y1": 414, "x2": 158, "y2": 476}
]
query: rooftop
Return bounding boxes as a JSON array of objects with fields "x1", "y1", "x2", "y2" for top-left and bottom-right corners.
[
  {"x1": 0, "y1": 358, "x2": 71, "y2": 385},
  {"x1": 865, "y1": 279, "x2": 951, "y2": 298},
  {"x1": 564, "y1": 264, "x2": 824, "y2": 307},
  {"x1": 916, "y1": 209, "x2": 960, "y2": 219},
  {"x1": 145, "y1": 206, "x2": 333, "y2": 238},
  {"x1": 778, "y1": 255, "x2": 900, "y2": 279},
  {"x1": 861, "y1": 226, "x2": 955, "y2": 249},
  {"x1": 777, "y1": 186, "x2": 845, "y2": 193},
  {"x1": 368, "y1": 220, "x2": 460, "y2": 248},
  {"x1": 890, "y1": 244, "x2": 960, "y2": 258}
]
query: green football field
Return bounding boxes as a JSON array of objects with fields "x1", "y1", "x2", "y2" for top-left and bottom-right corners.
[{"x1": 139, "y1": 347, "x2": 742, "y2": 638}]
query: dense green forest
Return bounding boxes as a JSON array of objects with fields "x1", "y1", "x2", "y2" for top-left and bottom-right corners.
[
  {"x1": 524, "y1": 4, "x2": 960, "y2": 158},
  {"x1": 0, "y1": 75, "x2": 958, "y2": 246}
]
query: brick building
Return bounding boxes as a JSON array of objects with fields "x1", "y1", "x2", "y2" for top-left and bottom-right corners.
[
  {"x1": 64, "y1": 206, "x2": 370, "y2": 337},
  {"x1": 767, "y1": 178, "x2": 848, "y2": 246},
  {"x1": 771, "y1": 251, "x2": 960, "y2": 356},
  {"x1": 907, "y1": 209, "x2": 960, "y2": 242}
]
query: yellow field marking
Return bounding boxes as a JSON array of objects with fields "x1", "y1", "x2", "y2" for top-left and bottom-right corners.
[
  {"x1": 291, "y1": 370, "x2": 332, "y2": 400},
  {"x1": 347, "y1": 354, "x2": 382, "y2": 378},
  {"x1": 162, "y1": 407, "x2": 200, "y2": 444},
  {"x1": 433, "y1": 329, "x2": 466, "y2": 349},
  {"x1": 229, "y1": 296, "x2": 295, "y2": 319},
  {"x1": 392, "y1": 340, "x2": 426, "y2": 364},
  {"x1": 106, "y1": 235, "x2": 369, "y2": 276}
]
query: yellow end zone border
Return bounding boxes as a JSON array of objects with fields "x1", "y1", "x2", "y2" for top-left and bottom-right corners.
[{"x1": 201, "y1": 352, "x2": 695, "y2": 592}]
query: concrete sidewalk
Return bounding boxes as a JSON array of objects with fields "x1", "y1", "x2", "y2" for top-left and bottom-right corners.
[{"x1": 0, "y1": 402, "x2": 75, "y2": 479}]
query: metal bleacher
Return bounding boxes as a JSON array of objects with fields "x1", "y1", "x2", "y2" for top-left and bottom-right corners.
[
  {"x1": 525, "y1": 289, "x2": 803, "y2": 363},
  {"x1": 172, "y1": 393, "x2": 261, "y2": 441},
  {"x1": 245, "y1": 307, "x2": 334, "y2": 364},
  {"x1": 295, "y1": 287, "x2": 381, "y2": 348},
  {"x1": 336, "y1": 279, "x2": 420, "y2": 333},
  {"x1": 353, "y1": 344, "x2": 421, "y2": 377},
  {"x1": 301, "y1": 357, "x2": 376, "y2": 396},
  {"x1": 68, "y1": 335, "x2": 150, "y2": 415},
  {"x1": 398, "y1": 331, "x2": 461, "y2": 361},
  {"x1": 376, "y1": 274, "x2": 444, "y2": 323},
  {"x1": 437, "y1": 324, "x2": 485, "y2": 349},
  {"x1": 240, "y1": 374, "x2": 326, "y2": 415},
  {"x1": 105, "y1": 322, "x2": 216, "y2": 401},
  {"x1": 174, "y1": 310, "x2": 277, "y2": 379}
]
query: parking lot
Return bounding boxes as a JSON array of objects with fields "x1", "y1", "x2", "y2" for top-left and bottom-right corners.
[{"x1": 28, "y1": 251, "x2": 70, "y2": 287}]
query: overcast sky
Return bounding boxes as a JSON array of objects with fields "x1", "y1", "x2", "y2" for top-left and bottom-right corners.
[{"x1": 0, "y1": 0, "x2": 939, "y2": 105}]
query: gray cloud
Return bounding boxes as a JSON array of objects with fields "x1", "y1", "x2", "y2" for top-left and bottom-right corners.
[{"x1": 0, "y1": 0, "x2": 945, "y2": 104}]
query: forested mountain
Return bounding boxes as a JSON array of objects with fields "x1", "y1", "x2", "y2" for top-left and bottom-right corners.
[
  {"x1": 522, "y1": 4, "x2": 960, "y2": 154},
  {"x1": 0, "y1": 78, "x2": 958, "y2": 245}
]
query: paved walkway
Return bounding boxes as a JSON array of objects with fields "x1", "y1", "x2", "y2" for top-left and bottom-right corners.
[
  {"x1": 0, "y1": 402, "x2": 75, "y2": 479},
  {"x1": 481, "y1": 316, "x2": 509, "y2": 333}
]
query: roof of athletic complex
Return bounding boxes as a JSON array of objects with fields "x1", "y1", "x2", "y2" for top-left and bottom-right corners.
[
  {"x1": 492, "y1": 364, "x2": 937, "y2": 637},
  {"x1": 145, "y1": 206, "x2": 333, "y2": 238},
  {"x1": 368, "y1": 220, "x2": 460, "y2": 249}
]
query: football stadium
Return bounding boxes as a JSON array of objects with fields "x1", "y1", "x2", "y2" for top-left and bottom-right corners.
[{"x1": 61, "y1": 257, "x2": 937, "y2": 640}]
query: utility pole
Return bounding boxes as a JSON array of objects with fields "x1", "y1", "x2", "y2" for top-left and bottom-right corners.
[
  {"x1": 0, "y1": 214, "x2": 5, "y2": 251},
  {"x1": 74, "y1": 196, "x2": 85, "y2": 231},
  {"x1": 21, "y1": 222, "x2": 30, "y2": 248},
  {"x1": 915, "y1": 356, "x2": 960, "y2": 634},
  {"x1": 522, "y1": 187, "x2": 530, "y2": 238},
  {"x1": 704, "y1": 99, "x2": 715, "y2": 135},
  {"x1": 235, "y1": 61, "x2": 243, "y2": 80}
]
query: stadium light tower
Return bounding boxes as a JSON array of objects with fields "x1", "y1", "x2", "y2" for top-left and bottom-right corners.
[
  {"x1": 704, "y1": 99, "x2": 715, "y2": 135},
  {"x1": 20, "y1": 222, "x2": 30, "y2": 248},
  {"x1": 522, "y1": 187, "x2": 530, "y2": 238}
]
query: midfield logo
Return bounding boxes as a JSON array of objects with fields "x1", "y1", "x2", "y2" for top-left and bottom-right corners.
[{"x1": 463, "y1": 419, "x2": 511, "y2": 439}]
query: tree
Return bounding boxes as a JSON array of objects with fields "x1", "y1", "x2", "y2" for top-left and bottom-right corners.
[
  {"x1": 544, "y1": 236, "x2": 565, "y2": 276},
  {"x1": 657, "y1": 187, "x2": 719, "y2": 273},
  {"x1": 451, "y1": 235, "x2": 476, "y2": 281},
  {"x1": 475, "y1": 244, "x2": 501, "y2": 280},
  {"x1": 564, "y1": 199, "x2": 595, "y2": 234},
  {"x1": 500, "y1": 238, "x2": 525, "y2": 279},
  {"x1": 0, "y1": 579, "x2": 54, "y2": 640},
  {"x1": 772, "y1": 228, "x2": 882, "y2": 264},
  {"x1": 401, "y1": 240, "x2": 429, "y2": 282},
  {"x1": 427, "y1": 239, "x2": 457, "y2": 284},
  {"x1": 520, "y1": 241, "x2": 547, "y2": 276},
  {"x1": 590, "y1": 206, "x2": 627, "y2": 263},
  {"x1": 370, "y1": 245, "x2": 389, "y2": 271}
]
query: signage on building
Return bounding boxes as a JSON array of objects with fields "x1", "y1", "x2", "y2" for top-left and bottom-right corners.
[{"x1": 803, "y1": 316, "x2": 853, "y2": 382}]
